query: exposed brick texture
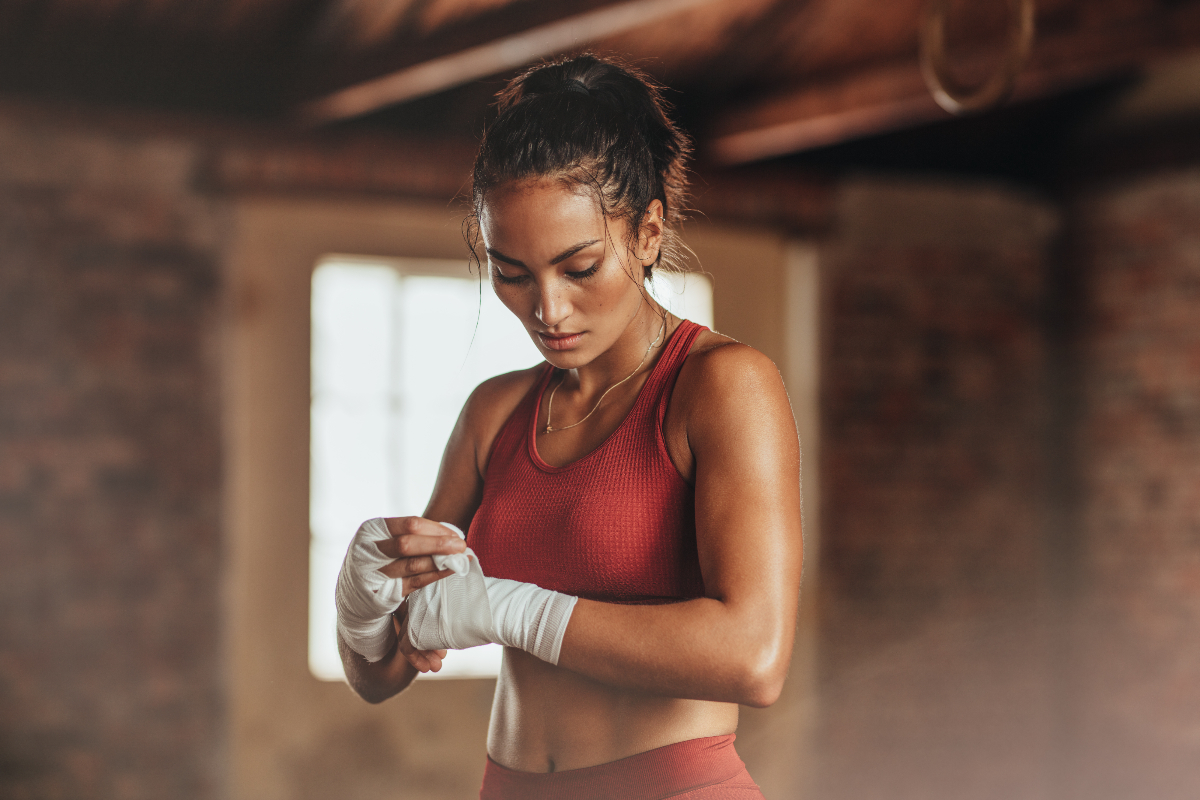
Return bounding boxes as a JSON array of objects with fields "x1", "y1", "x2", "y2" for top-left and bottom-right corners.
[
  {"x1": 0, "y1": 117, "x2": 225, "y2": 798},
  {"x1": 815, "y1": 172, "x2": 1200, "y2": 800},
  {"x1": 1067, "y1": 171, "x2": 1200, "y2": 799},
  {"x1": 816, "y1": 179, "x2": 1060, "y2": 800}
]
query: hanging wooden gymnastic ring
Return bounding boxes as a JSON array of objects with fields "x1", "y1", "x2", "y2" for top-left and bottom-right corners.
[{"x1": 919, "y1": 0, "x2": 1036, "y2": 115}]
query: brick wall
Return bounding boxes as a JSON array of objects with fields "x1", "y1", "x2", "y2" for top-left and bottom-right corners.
[
  {"x1": 1066, "y1": 170, "x2": 1200, "y2": 799},
  {"x1": 815, "y1": 170, "x2": 1200, "y2": 800},
  {"x1": 0, "y1": 115, "x2": 225, "y2": 797},
  {"x1": 815, "y1": 178, "x2": 1060, "y2": 800}
]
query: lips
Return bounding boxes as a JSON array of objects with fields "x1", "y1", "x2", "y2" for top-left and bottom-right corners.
[{"x1": 536, "y1": 330, "x2": 584, "y2": 350}]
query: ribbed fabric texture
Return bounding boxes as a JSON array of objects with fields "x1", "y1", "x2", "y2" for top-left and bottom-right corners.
[
  {"x1": 531, "y1": 590, "x2": 577, "y2": 665},
  {"x1": 479, "y1": 735, "x2": 764, "y2": 800},
  {"x1": 468, "y1": 320, "x2": 708, "y2": 603}
]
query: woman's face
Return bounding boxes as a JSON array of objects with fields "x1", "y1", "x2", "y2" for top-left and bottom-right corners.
[{"x1": 478, "y1": 178, "x2": 661, "y2": 370}]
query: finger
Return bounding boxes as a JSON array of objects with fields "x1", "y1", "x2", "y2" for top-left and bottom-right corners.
[
  {"x1": 413, "y1": 648, "x2": 448, "y2": 673},
  {"x1": 403, "y1": 568, "x2": 456, "y2": 595},
  {"x1": 406, "y1": 649, "x2": 431, "y2": 672},
  {"x1": 376, "y1": 534, "x2": 460, "y2": 561},
  {"x1": 378, "y1": 555, "x2": 437, "y2": 580},
  {"x1": 413, "y1": 648, "x2": 447, "y2": 672},
  {"x1": 396, "y1": 617, "x2": 447, "y2": 672},
  {"x1": 377, "y1": 532, "x2": 465, "y2": 560},
  {"x1": 399, "y1": 636, "x2": 446, "y2": 663},
  {"x1": 398, "y1": 630, "x2": 431, "y2": 672},
  {"x1": 384, "y1": 516, "x2": 467, "y2": 544}
]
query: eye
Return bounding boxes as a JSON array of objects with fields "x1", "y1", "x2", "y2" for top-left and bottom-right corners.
[
  {"x1": 491, "y1": 265, "x2": 528, "y2": 285},
  {"x1": 566, "y1": 262, "x2": 600, "y2": 281}
]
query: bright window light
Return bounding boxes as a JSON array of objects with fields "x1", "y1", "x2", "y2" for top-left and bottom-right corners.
[
  {"x1": 310, "y1": 257, "x2": 713, "y2": 681},
  {"x1": 648, "y1": 270, "x2": 714, "y2": 329}
]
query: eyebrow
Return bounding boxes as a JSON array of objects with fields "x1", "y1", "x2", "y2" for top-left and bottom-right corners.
[{"x1": 486, "y1": 239, "x2": 602, "y2": 269}]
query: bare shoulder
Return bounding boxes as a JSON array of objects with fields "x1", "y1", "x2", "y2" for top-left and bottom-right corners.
[
  {"x1": 462, "y1": 364, "x2": 543, "y2": 429},
  {"x1": 663, "y1": 328, "x2": 796, "y2": 480},
  {"x1": 471, "y1": 362, "x2": 542, "y2": 402},
  {"x1": 459, "y1": 364, "x2": 545, "y2": 470},
  {"x1": 676, "y1": 330, "x2": 787, "y2": 409}
]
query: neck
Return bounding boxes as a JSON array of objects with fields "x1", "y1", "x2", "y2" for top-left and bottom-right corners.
[{"x1": 566, "y1": 302, "x2": 669, "y2": 400}]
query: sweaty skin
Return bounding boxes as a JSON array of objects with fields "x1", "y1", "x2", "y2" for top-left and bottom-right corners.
[{"x1": 337, "y1": 179, "x2": 803, "y2": 773}]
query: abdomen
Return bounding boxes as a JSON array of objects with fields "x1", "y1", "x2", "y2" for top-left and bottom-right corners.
[{"x1": 487, "y1": 648, "x2": 738, "y2": 773}]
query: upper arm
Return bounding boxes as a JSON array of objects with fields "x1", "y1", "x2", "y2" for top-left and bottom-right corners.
[
  {"x1": 685, "y1": 344, "x2": 804, "y2": 650},
  {"x1": 422, "y1": 366, "x2": 542, "y2": 529}
]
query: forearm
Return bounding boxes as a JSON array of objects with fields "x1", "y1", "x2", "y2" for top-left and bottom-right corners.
[
  {"x1": 406, "y1": 556, "x2": 795, "y2": 706},
  {"x1": 338, "y1": 628, "x2": 418, "y2": 704},
  {"x1": 555, "y1": 596, "x2": 794, "y2": 708}
]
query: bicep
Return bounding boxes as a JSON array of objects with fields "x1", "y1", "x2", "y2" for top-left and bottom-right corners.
[
  {"x1": 689, "y1": 347, "x2": 803, "y2": 620},
  {"x1": 422, "y1": 393, "x2": 487, "y2": 531}
]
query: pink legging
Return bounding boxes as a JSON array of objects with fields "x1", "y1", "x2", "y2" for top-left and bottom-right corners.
[{"x1": 479, "y1": 735, "x2": 765, "y2": 800}]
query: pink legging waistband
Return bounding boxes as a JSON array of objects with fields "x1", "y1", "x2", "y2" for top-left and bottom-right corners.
[{"x1": 479, "y1": 734, "x2": 764, "y2": 800}]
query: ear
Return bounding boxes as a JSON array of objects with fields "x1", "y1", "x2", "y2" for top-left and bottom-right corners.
[{"x1": 637, "y1": 199, "x2": 665, "y2": 267}]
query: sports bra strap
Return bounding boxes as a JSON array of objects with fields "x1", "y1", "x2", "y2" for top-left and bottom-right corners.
[{"x1": 652, "y1": 319, "x2": 707, "y2": 427}]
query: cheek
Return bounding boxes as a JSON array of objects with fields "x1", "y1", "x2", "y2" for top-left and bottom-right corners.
[
  {"x1": 491, "y1": 279, "x2": 533, "y2": 319},
  {"x1": 593, "y1": 269, "x2": 643, "y2": 316}
]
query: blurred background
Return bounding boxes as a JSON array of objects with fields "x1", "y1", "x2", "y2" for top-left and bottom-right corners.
[{"x1": 3, "y1": 0, "x2": 1200, "y2": 797}]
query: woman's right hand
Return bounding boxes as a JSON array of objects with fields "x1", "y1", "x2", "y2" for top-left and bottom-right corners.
[{"x1": 374, "y1": 516, "x2": 467, "y2": 597}]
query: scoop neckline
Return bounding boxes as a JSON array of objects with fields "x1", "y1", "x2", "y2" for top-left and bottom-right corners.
[{"x1": 526, "y1": 320, "x2": 693, "y2": 474}]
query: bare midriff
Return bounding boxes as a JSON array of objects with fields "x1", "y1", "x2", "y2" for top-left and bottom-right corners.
[{"x1": 486, "y1": 648, "x2": 738, "y2": 773}]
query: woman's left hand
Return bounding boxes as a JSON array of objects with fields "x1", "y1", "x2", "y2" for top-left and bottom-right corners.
[{"x1": 392, "y1": 600, "x2": 448, "y2": 673}]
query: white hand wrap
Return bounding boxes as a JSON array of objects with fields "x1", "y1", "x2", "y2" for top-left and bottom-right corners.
[
  {"x1": 335, "y1": 517, "x2": 471, "y2": 662},
  {"x1": 407, "y1": 553, "x2": 578, "y2": 666}
]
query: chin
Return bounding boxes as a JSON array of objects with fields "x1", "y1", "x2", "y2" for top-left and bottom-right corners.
[{"x1": 539, "y1": 349, "x2": 592, "y2": 370}]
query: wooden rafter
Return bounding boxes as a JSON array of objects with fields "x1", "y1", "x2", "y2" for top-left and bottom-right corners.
[
  {"x1": 708, "y1": 3, "x2": 1200, "y2": 164},
  {"x1": 297, "y1": 0, "x2": 722, "y2": 125}
]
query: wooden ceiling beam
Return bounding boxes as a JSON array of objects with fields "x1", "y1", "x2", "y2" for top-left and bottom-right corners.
[
  {"x1": 692, "y1": 168, "x2": 836, "y2": 233},
  {"x1": 297, "y1": 0, "x2": 722, "y2": 125},
  {"x1": 207, "y1": 131, "x2": 479, "y2": 198},
  {"x1": 708, "y1": 5, "x2": 1200, "y2": 165}
]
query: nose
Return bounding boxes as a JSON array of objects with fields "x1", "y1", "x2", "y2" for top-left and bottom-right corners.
[{"x1": 535, "y1": 279, "x2": 570, "y2": 328}]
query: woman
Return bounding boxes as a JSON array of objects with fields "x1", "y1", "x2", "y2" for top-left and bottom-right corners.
[{"x1": 335, "y1": 54, "x2": 803, "y2": 798}]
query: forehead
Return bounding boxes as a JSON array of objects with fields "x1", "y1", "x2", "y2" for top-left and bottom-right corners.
[{"x1": 479, "y1": 179, "x2": 611, "y2": 250}]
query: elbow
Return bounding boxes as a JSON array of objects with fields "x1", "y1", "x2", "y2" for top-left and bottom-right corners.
[
  {"x1": 738, "y1": 667, "x2": 785, "y2": 709},
  {"x1": 349, "y1": 680, "x2": 391, "y2": 705},
  {"x1": 345, "y1": 674, "x2": 386, "y2": 705},
  {"x1": 337, "y1": 634, "x2": 407, "y2": 705},
  {"x1": 360, "y1": 690, "x2": 393, "y2": 706},
  {"x1": 733, "y1": 638, "x2": 790, "y2": 708},
  {"x1": 347, "y1": 671, "x2": 408, "y2": 705}
]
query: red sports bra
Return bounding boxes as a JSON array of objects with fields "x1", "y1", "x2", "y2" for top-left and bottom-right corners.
[{"x1": 467, "y1": 319, "x2": 708, "y2": 603}]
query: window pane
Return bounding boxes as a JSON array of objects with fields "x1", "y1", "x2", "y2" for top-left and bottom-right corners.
[
  {"x1": 648, "y1": 271, "x2": 714, "y2": 329},
  {"x1": 310, "y1": 259, "x2": 539, "y2": 680},
  {"x1": 310, "y1": 264, "x2": 400, "y2": 681}
]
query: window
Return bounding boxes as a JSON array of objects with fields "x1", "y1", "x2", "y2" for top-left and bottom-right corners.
[{"x1": 310, "y1": 256, "x2": 713, "y2": 680}]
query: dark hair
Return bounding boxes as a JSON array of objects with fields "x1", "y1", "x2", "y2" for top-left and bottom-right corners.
[{"x1": 468, "y1": 53, "x2": 693, "y2": 278}]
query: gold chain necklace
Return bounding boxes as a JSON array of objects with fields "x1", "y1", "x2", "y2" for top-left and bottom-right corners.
[{"x1": 544, "y1": 315, "x2": 667, "y2": 434}]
